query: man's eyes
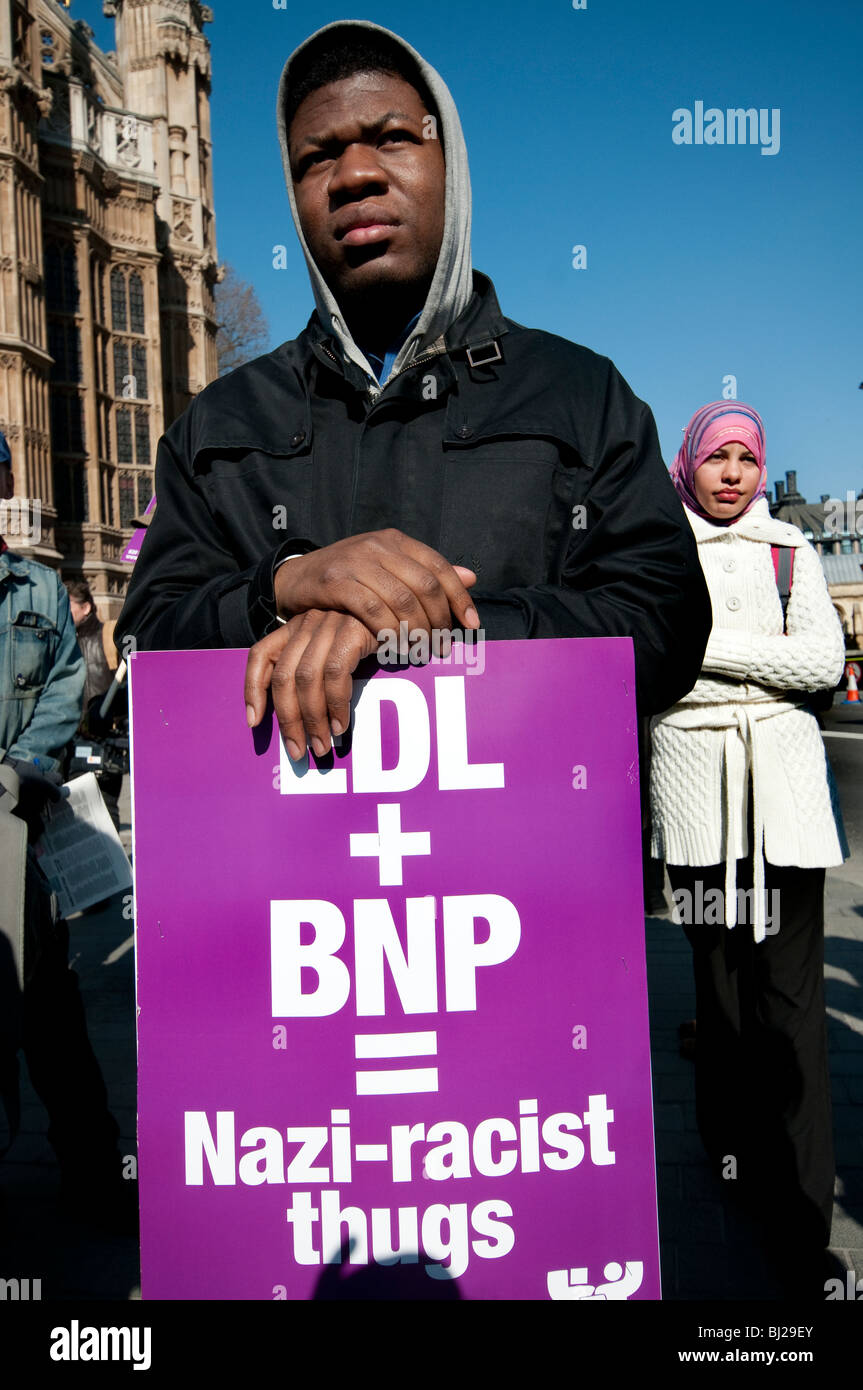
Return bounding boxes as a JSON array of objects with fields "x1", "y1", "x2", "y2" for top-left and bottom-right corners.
[
  {"x1": 301, "y1": 130, "x2": 417, "y2": 170},
  {"x1": 379, "y1": 129, "x2": 416, "y2": 145}
]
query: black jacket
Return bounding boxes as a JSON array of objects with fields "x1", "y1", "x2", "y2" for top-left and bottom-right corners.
[{"x1": 117, "y1": 273, "x2": 710, "y2": 714}]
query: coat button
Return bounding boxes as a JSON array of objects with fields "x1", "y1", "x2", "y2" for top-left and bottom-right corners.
[
  {"x1": 289, "y1": 430, "x2": 306, "y2": 449},
  {"x1": 726, "y1": 596, "x2": 741, "y2": 612},
  {"x1": 723, "y1": 558, "x2": 736, "y2": 572},
  {"x1": 455, "y1": 425, "x2": 473, "y2": 440}
]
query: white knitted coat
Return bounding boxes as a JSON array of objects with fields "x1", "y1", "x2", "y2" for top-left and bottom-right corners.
[{"x1": 650, "y1": 497, "x2": 847, "y2": 937}]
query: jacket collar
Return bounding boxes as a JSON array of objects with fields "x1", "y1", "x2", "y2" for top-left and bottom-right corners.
[
  {"x1": 0, "y1": 546, "x2": 33, "y2": 582},
  {"x1": 684, "y1": 497, "x2": 809, "y2": 547},
  {"x1": 304, "y1": 270, "x2": 509, "y2": 386}
]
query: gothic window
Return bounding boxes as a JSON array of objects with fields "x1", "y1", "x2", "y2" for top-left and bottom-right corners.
[
  {"x1": 119, "y1": 471, "x2": 136, "y2": 529},
  {"x1": 137, "y1": 471, "x2": 152, "y2": 517},
  {"x1": 113, "y1": 339, "x2": 130, "y2": 396},
  {"x1": 110, "y1": 268, "x2": 151, "y2": 527},
  {"x1": 111, "y1": 267, "x2": 127, "y2": 330},
  {"x1": 41, "y1": 31, "x2": 54, "y2": 67},
  {"x1": 135, "y1": 409, "x2": 150, "y2": 467},
  {"x1": 132, "y1": 343, "x2": 148, "y2": 400},
  {"x1": 116, "y1": 407, "x2": 133, "y2": 464},
  {"x1": 129, "y1": 273, "x2": 145, "y2": 333}
]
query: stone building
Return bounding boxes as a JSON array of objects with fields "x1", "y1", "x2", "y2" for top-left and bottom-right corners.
[{"x1": 0, "y1": 0, "x2": 219, "y2": 618}]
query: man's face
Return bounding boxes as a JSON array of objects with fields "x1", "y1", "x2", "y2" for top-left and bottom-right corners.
[{"x1": 289, "y1": 70, "x2": 446, "y2": 308}]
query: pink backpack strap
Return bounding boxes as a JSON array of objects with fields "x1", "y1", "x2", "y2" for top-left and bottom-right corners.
[{"x1": 771, "y1": 545, "x2": 794, "y2": 626}]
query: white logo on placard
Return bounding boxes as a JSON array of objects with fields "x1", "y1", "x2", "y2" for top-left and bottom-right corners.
[{"x1": 547, "y1": 1260, "x2": 643, "y2": 1300}]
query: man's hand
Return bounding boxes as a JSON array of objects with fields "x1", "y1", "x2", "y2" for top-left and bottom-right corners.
[
  {"x1": 245, "y1": 610, "x2": 379, "y2": 761},
  {"x1": 275, "y1": 529, "x2": 478, "y2": 638}
]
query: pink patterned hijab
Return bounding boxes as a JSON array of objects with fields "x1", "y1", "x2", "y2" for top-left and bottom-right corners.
[{"x1": 670, "y1": 401, "x2": 767, "y2": 523}]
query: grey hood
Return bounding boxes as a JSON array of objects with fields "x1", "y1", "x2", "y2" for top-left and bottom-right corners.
[{"x1": 276, "y1": 19, "x2": 473, "y2": 391}]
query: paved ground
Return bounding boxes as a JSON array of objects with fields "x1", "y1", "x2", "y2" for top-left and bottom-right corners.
[{"x1": 1, "y1": 769, "x2": 860, "y2": 1302}]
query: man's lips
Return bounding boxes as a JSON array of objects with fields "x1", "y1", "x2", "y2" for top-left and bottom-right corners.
[
  {"x1": 334, "y1": 207, "x2": 399, "y2": 246},
  {"x1": 340, "y1": 222, "x2": 397, "y2": 247}
]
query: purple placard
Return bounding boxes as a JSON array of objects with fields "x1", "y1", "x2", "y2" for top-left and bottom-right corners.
[
  {"x1": 120, "y1": 494, "x2": 156, "y2": 565},
  {"x1": 130, "y1": 638, "x2": 660, "y2": 1301}
]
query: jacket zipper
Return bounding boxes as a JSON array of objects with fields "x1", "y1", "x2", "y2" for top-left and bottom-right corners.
[
  {"x1": 321, "y1": 342, "x2": 380, "y2": 405},
  {"x1": 322, "y1": 340, "x2": 449, "y2": 404}
]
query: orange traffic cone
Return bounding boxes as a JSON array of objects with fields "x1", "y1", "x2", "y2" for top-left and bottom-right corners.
[{"x1": 844, "y1": 664, "x2": 860, "y2": 702}]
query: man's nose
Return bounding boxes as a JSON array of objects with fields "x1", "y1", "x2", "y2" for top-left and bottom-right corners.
[{"x1": 329, "y1": 143, "x2": 387, "y2": 200}]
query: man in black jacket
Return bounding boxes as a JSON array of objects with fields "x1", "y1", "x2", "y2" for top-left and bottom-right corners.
[{"x1": 117, "y1": 20, "x2": 710, "y2": 758}]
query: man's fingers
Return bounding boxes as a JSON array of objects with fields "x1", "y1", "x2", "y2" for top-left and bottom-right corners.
[
  {"x1": 322, "y1": 619, "x2": 377, "y2": 738},
  {"x1": 314, "y1": 573, "x2": 404, "y2": 640},
  {"x1": 394, "y1": 537, "x2": 481, "y2": 630},
  {"x1": 244, "y1": 627, "x2": 296, "y2": 728},
  {"x1": 374, "y1": 554, "x2": 457, "y2": 639},
  {"x1": 293, "y1": 614, "x2": 376, "y2": 756},
  {"x1": 270, "y1": 621, "x2": 320, "y2": 762},
  {"x1": 291, "y1": 612, "x2": 343, "y2": 757}
]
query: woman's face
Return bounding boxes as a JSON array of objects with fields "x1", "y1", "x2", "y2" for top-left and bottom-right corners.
[{"x1": 693, "y1": 441, "x2": 762, "y2": 521}]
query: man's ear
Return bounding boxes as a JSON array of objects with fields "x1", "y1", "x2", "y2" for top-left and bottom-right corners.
[{"x1": 0, "y1": 467, "x2": 13, "y2": 502}]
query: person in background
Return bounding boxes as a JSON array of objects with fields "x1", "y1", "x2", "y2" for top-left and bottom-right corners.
[
  {"x1": 649, "y1": 401, "x2": 846, "y2": 1294},
  {"x1": 65, "y1": 580, "x2": 123, "y2": 831},
  {"x1": 65, "y1": 580, "x2": 113, "y2": 713},
  {"x1": 0, "y1": 433, "x2": 132, "y2": 1233}
]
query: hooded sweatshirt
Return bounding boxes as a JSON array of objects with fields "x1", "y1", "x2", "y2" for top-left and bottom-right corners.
[{"x1": 276, "y1": 20, "x2": 474, "y2": 395}]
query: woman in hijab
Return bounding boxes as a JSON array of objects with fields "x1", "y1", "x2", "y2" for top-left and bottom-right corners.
[{"x1": 649, "y1": 400, "x2": 846, "y2": 1287}]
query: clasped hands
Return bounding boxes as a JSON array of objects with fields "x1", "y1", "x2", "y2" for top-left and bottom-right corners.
[{"x1": 244, "y1": 529, "x2": 478, "y2": 761}]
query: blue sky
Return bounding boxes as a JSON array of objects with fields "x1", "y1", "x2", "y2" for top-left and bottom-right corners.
[{"x1": 78, "y1": 0, "x2": 862, "y2": 501}]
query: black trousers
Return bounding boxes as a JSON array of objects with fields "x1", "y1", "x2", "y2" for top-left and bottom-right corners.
[
  {"x1": 667, "y1": 856, "x2": 834, "y2": 1250},
  {"x1": 21, "y1": 915, "x2": 120, "y2": 1184}
]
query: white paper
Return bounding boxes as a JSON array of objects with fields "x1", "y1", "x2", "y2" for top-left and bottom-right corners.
[{"x1": 35, "y1": 772, "x2": 132, "y2": 916}]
